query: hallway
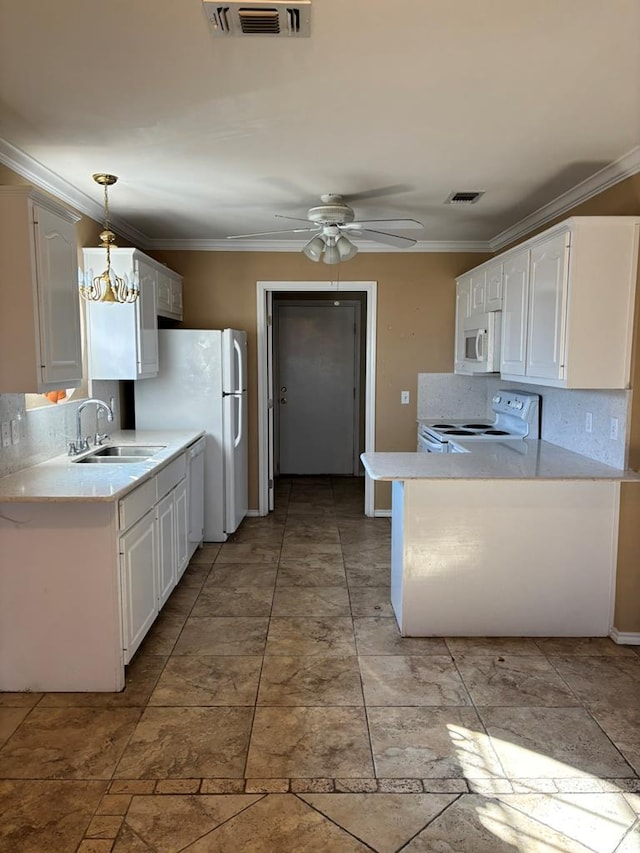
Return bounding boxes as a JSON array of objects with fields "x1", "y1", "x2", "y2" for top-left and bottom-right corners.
[{"x1": 1, "y1": 476, "x2": 640, "y2": 851}]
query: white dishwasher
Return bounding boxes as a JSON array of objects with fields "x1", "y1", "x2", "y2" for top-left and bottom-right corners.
[{"x1": 187, "y1": 437, "x2": 206, "y2": 559}]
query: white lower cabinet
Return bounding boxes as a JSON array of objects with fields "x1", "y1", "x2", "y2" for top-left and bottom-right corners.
[
  {"x1": 119, "y1": 508, "x2": 158, "y2": 661},
  {"x1": 175, "y1": 479, "x2": 189, "y2": 581},
  {"x1": 117, "y1": 452, "x2": 188, "y2": 663},
  {"x1": 156, "y1": 491, "x2": 176, "y2": 609}
]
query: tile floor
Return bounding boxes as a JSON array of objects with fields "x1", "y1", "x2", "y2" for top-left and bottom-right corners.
[{"x1": 1, "y1": 476, "x2": 640, "y2": 852}]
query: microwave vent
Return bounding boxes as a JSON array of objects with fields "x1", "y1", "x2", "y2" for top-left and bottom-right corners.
[
  {"x1": 445, "y1": 191, "x2": 484, "y2": 205},
  {"x1": 202, "y1": 2, "x2": 311, "y2": 36}
]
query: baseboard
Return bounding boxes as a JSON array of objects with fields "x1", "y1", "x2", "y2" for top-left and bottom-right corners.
[
  {"x1": 374, "y1": 509, "x2": 392, "y2": 518},
  {"x1": 245, "y1": 509, "x2": 261, "y2": 518},
  {"x1": 609, "y1": 628, "x2": 640, "y2": 645}
]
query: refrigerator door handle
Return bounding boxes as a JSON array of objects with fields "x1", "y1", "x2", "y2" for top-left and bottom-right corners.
[
  {"x1": 234, "y1": 392, "x2": 244, "y2": 449},
  {"x1": 233, "y1": 336, "x2": 246, "y2": 393}
]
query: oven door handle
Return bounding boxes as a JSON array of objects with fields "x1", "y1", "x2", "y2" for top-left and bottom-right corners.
[{"x1": 417, "y1": 432, "x2": 447, "y2": 453}]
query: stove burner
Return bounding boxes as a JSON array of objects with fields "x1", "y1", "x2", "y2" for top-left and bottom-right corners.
[
  {"x1": 484, "y1": 429, "x2": 510, "y2": 435},
  {"x1": 442, "y1": 429, "x2": 476, "y2": 436},
  {"x1": 431, "y1": 423, "x2": 457, "y2": 429}
]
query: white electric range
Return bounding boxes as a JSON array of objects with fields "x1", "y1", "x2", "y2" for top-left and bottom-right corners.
[{"x1": 417, "y1": 390, "x2": 541, "y2": 453}]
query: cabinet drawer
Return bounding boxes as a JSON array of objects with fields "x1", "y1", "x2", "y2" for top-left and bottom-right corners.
[
  {"x1": 118, "y1": 478, "x2": 157, "y2": 531},
  {"x1": 156, "y1": 453, "x2": 187, "y2": 498}
]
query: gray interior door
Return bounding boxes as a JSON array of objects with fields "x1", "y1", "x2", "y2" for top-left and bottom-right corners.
[{"x1": 276, "y1": 301, "x2": 358, "y2": 475}]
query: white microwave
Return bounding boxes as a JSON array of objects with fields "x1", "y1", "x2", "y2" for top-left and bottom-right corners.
[{"x1": 456, "y1": 311, "x2": 501, "y2": 374}]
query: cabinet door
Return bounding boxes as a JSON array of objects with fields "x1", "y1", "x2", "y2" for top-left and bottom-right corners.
[
  {"x1": 174, "y1": 479, "x2": 189, "y2": 581},
  {"x1": 501, "y1": 249, "x2": 529, "y2": 376},
  {"x1": 170, "y1": 276, "x2": 183, "y2": 319},
  {"x1": 119, "y1": 509, "x2": 158, "y2": 663},
  {"x1": 469, "y1": 269, "x2": 487, "y2": 315},
  {"x1": 156, "y1": 269, "x2": 172, "y2": 316},
  {"x1": 156, "y1": 491, "x2": 176, "y2": 608},
  {"x1": 454, "y1": 277, "x2": 471, "y2": 373},
  {"x1": 136, "y1": 261, "x2": 159, "y2": 377},
  {"x1": 485, "y1": 261, "x2": 503, "y2": 311},
  {"x1": 33, "y1": 204, "x2": 83, "y2": 390},
  {"x1": 526, "y1": 233, "x2": 570, "y2": 381}
]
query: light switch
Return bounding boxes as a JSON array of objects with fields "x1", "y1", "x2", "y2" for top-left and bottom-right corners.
[
  {"x1": 401, "y1": 391, "x2": 410, "y2": 405},
  {"x1": 1, "y1": 422, "x2": 10, "y2": 448}
]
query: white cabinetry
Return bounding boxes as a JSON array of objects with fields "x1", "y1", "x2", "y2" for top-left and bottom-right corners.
[
  {"x1": 500, "y1": 217, "x2": 639, "y2": 388},
  {"x1": 0, "y1": 186, "x2": 82, "y2": 392},
  {"x1": 117, "y1": 452, "x2": 188, "y2": 662},
  {"x1": 500, "y1": 249, "x2": 530, "y2": 376},
  {"x1": 83, "y1": 247, "x2": 161, "y2": 380},
  {"x1": 120, "y1": 508, "x2": 158, "y2": 658},
  {"x1": 485, "y1": 260, "x2": 503, "y2": 312},
  {"x1": 157, "y1": 267, "x2": 183, "y2": 321}
]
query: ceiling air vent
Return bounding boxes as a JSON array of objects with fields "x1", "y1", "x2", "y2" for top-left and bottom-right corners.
[
  {"x1": 202, "y1": 1, "x2": 311, "y2": 37},
  {"x1": 445, "y1": 191, "x2": 484, "y2": 205}
]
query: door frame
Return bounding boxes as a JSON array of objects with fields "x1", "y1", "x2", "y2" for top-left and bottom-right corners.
[
  {"x1": 257, "y1": 281, "x2": 377, "y2": 517},
  {"x1": 273, "y1": 298, "x2": 362, "y2": 477}
]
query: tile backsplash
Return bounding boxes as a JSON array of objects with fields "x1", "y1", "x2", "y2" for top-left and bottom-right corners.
[
  {"x1": 418, "y1": 373, "x2": 630, "y2": 469},
  {"x1": 0, "y1": 381, "x2": 120, "y2": 478}
]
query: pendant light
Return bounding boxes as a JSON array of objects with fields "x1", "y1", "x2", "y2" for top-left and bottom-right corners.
[{"x1": 79, "y1": 174, "x2": 139, "y2": 303}]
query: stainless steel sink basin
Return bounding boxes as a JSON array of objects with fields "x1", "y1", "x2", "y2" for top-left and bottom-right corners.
[
  {"x1": 74, "y1": 455, "x2": 144, "y2": 464},
  {"x1": 93, "y1": 445, "x2": 166, "y2": 457},
  {"x1": 72, "y1": 445, "x2": 166, "y2": 464}
]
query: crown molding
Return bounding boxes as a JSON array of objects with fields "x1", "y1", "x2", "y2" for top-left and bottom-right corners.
[
  {"x1": 3, "y1": 138, "x2": 638, "y2": 255},
  {"x1": 144, "y1": 237, "x2": 491, "y2": 252},
  {"x1": 0, "y1": 138, "x2": 151, "y2": 249},
  {"x1": 490, "y1": 145, "x2": 640, "y2": 251}
]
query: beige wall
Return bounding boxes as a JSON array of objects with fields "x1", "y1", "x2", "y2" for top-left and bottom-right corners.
[{"x1": 148, "y1": 249, "x2": 490, "y2": 509}]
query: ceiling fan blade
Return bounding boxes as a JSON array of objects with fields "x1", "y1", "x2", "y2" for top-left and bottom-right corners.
[
  {"x1": 351, "y1": 228, "x2": 418, "y2": 248},
  {"x1": 226, "y1": 226, "x2": 319, "y2": 239},
  {"x1": 344, "y1": 219, "x2": 423, "y2": 231},
  {"x1": 274, "y1": 214, "x2": 313, "y2": 223},
  {"x1": 346, "y1": 184, "x2": 414, "y2": 202}
]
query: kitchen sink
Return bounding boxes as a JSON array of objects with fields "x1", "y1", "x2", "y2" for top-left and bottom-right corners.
[
  {"x1": 74, "y1": 455, "x2": 144, "y2": 464},
  {"x1": 92, "y1": 445, "x2": 166, "y2": 457},
  {"x1": 73, "y1": 445, "x2": 166, "y2": 464}
]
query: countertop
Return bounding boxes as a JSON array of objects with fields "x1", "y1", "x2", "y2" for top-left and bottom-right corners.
[
  {"x1": 361, "y1": 440, "x2": 640, "y2": 481},
  {"x1": 0, "y1": 430, "x2": 204, "y2": 502}
]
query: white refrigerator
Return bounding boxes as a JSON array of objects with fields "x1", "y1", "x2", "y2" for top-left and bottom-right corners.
[{"x1": 134, "y1": 329, "x2": 248, "y2": 542}]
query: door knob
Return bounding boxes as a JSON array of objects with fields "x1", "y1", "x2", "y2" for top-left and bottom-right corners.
[
  {"x1": 280, "y1": 397, "x2": 287, "y2": 404},
  {"x1": 280, "y1": 386, "x2": 287, "y2": 392}
]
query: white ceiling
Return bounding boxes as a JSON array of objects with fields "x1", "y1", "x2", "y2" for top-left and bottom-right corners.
[{"x1": 1, "y1": 0, "x2": 639, "y2": 252}]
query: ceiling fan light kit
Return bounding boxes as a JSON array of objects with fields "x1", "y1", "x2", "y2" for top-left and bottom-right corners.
[{"x1": 227, "y1": 192, "x2": 422, "y2": 263}]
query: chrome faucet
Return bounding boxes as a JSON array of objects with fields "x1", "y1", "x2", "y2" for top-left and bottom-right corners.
[{"x1": 71, "y1": 398, "x2": 114, "y2": 454}]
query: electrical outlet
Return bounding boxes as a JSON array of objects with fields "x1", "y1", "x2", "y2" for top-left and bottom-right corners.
[
  {"x1": 1, "y1": 422, "x2": 10, "y2": 448},
  {"x1": 585, "y1": 412, "x2": 593, "y2": 433},
  {"x1": 401, "y1": 391, "x2": 410, "y2": 405},
  {"x1": 610, "y1": 417, "x2": 619, "y2": 441},
  {"x1": 10, "y1": 419, "x2": 20, "y2": 444}
]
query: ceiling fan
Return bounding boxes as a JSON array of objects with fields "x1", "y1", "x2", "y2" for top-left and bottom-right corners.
[{"x1": 226, "y1": 193, "x2": 423, "y2": 263}]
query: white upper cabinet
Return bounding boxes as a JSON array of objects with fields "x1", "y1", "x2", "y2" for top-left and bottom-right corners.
[
  {"x1": 0, "y1": 187, "x2": 82, "y2": 393},
  {"x1": 500, "y1": 217, "x2": 639, "y2": 389},
  {"x1": 500, "y1": 248, "x2": 530, "y2": 377},
  {"x1": 156, "y1": 267, "x2": 183, "y2": 321},
  {"x1": 485, "y1": 260, "x2": 503, "y2": 312},
  {"x1": 83, "y1": 248, "x2": 160, "y2": 380}
]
